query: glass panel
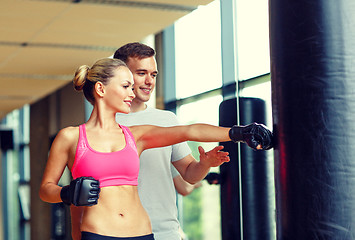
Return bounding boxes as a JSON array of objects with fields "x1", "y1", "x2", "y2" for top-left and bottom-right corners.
[
  {"x1": 239, "y1": 82, "x2": 276, "y2": 238},
  {"x1": 177, "y1": 95, "x2": 223, "y2": 240},
  {"x1": 174, "y1": 1, "x2": 222, "y2": 99},
  {"x1": 236, "y1": 0, "x2": 270, "y2": 80},
  {"x1": 1, "y1": 110, "x2": 21, "y2": 240}
]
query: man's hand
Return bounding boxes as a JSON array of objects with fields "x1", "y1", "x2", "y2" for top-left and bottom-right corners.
[
  {"x1": 198, "y1": 145, "x2": 230, "y2": 168},
  {"x1": 204, "y1": 172, "x2": 221, "y2": 185}
]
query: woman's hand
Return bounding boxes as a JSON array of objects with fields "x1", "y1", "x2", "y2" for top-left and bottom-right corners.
[
  {"x1": 229, "y1": 123, "x2": 274, "y2": 150},
  {"x1": 61, "y1": 177, "x2": 100, "y2": 206}
]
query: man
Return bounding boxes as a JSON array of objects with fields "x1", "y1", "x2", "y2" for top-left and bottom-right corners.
[
  {"x1": 113, "y1": 42, "x2": 229, "y2": 240},
  {"x1": 70, "y1": 42, "x2": 229, "y2": 240}
]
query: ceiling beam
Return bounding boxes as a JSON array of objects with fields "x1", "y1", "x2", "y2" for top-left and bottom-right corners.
[{"x1": 33, "y1": 0, "x2": 197, "y2": 12}]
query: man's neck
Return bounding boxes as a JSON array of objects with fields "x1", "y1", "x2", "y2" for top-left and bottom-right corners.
[{"x1": 130, "y1": 100, "x2": 147, "y2": 113}]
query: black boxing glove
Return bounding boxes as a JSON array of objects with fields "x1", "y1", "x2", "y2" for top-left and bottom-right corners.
[
  {"x1": 229, "y1": 123, "x2": 273, "y2": 150},
  {"x1": 60, "y1": 176, "x2": 100, "y2": 206}
]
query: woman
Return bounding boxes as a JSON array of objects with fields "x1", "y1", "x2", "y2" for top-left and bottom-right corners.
[{"x1": 39, "y1": 58, "x2": 273, "y2": 240}]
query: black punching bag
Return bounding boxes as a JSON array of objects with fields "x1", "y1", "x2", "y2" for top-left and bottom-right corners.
[
  {"x1": 269, "y1": 0, "x2": 355, "y2": 239},
  {"x1": 219, "y1": 97, "x2": 274, "y2": 240}
]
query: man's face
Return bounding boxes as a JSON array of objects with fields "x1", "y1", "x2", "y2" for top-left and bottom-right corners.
[{"x1": 126, "y1": 56, "x2": 158, "y2": 103}]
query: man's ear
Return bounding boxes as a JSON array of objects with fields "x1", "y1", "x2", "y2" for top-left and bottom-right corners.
[{"x1": 95, "y1": 82, "x2": 105, "y2": 97}]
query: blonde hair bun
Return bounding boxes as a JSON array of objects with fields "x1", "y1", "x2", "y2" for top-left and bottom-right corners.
[{"x1": 73, "y1": 65, "x2": 90, "y2": 91}]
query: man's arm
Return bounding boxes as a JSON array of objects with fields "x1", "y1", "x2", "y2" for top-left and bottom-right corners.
[{"x1": 173, "y1": 175, "x2": 202, "y2": 196}]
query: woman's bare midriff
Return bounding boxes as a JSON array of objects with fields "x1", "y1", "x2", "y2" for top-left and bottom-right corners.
[{"x1": 80, "y1": 185, "x2": 152, "y2": 237}]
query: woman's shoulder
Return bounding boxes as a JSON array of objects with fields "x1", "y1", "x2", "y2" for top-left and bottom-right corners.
[
  {"x1": 56, "y1": 126, "x2": 80, "y2": 142},
  {"x1": 126, "y1": 125, "x2": 155, "y2": 141}
]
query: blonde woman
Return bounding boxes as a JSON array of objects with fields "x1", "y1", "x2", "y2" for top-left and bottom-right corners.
[{"x1": 39, "y1": 58, "x2": 273, "y2": 240}]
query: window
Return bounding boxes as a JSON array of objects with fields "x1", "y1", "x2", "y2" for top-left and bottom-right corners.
[
  {"x1": 177, "y1": 95, "x2": 223, "y2": 240},
  {"x1": 236, "y1": 0, "x2": 270, "y2": 80},
  {"x1": 172, "y1": 0, "x2": 273, "y2": 239},
  {"x1": 175, "y1": 0, "x2": 222, "y2": 99}
]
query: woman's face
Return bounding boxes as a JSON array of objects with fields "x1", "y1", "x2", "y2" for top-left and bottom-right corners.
[{"x1": 103, "y1": 66, "x2": 135, "y2": 114}]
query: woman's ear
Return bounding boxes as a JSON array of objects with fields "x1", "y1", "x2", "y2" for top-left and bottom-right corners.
[{"x1": 95, "y1": 82, "x2": 105, "y2": 97}]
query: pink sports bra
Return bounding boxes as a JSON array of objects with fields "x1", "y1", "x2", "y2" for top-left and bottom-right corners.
[{"x1": 71, "y1": 124, "x2": 139, "y2": 187}]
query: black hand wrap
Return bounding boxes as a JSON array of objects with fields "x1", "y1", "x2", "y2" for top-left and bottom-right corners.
[
  {"x1": 60, "y1": 176, "x2": 100, "y2": 206},
  {"x1": 229, "y1": 123, "x2": 273, "y2": 150},
  {"x1": 204, "y1": 172, "x2": 221, "y2": 185}
]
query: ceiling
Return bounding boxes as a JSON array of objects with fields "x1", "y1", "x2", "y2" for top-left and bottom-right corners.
[{"x1": 0, "y1": 0, "x2": 214, "y2": 120}]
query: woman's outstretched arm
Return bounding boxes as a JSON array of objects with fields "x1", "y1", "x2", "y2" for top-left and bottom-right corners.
[{"x1": 132, "y1": 122, "x2": 273, "y2": 154}]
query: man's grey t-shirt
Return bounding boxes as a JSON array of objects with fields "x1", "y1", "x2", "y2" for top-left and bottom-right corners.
[{"x1": 116, "y1": 107, "x2": 191, "y2": 240}]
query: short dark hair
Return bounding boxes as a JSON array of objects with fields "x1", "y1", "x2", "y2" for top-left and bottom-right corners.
[{"x1": 113, "y1": 42, "x2": 155, "y2": 63}]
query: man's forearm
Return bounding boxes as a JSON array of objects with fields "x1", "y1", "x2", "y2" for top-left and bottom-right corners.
[{"x1": 183, "y1": 160, "x2": 210, "y2": 184}]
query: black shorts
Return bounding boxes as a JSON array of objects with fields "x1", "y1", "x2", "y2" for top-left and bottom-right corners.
[{"x1": 81, "y1": 232, "x2": 155, "y2": 240}]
